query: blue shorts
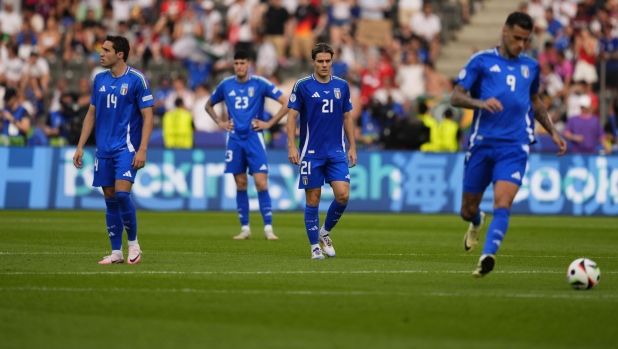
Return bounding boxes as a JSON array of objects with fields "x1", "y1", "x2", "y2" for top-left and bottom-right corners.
[
  {"x1": 298, "y1": 156, "x2": 350, "y2": 189},
  {"x1": 463, "y1": 144, "x2": 529, "y2": 193},
  {"x1": 93, "y1": 152, "x2": 137, "y2": 187},
  {"x1": 224, "y1": 133, "x2": 268, "y2": 175}
]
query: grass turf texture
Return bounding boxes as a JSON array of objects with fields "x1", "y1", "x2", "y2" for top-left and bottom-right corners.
[{"x1": 0, "y1": 210, "x2": 616, "y2": 349}]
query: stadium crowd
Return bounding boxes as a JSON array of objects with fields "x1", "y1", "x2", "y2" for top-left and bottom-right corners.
[{"x1": 0, "y1": 0, "x2": 615, "y2": 154}]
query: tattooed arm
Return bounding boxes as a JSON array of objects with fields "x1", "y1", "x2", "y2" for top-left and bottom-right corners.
[
  {"x1": 450, "y1": 84, "x2": 503, "y2": 113},
  {"x1": 531, "y1": 93, "x2": 567, "y2": 156}
]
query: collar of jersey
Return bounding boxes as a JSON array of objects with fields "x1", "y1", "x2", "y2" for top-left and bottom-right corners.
[{"x1": 311, "y1": 74, "x2": 332, "y2": 83}]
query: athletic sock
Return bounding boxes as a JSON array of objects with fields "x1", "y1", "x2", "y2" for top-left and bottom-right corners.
[
  {"x1": 257, "y1": 190, "x2": 273, "y2": 226},
  {"x1": 461, "y1": 210, "x2": 482, "y2": 226},
  {"x1": 105, "y1": 198, "x2": 123, "y2": 251},
  {"x1": 304, "y1": 205, "x2": 319, "y2": 245},
  {"x1": 236, "y1": 190, "x2": 249, "y2": 226},
  {"x1": 482, "y1": 208, "x2": 510, "y2": 255},
  {"x1": 115, "y1": 191, "x2": 138, "y2": 242},
  {"x1": 324, "y1": 200, "x2": 347, "y2": 232}
]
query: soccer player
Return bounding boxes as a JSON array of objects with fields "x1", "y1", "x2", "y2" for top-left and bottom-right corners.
[
  {"x1": 73, "y1": 35, "x2": 154, "y2": 265},
  {"x1": 287, "y1": 43, "x2": 357, "y2": 259},
  {"x1": 205, "y1": 50, "x2": 289, "y2": 240},
  {"x1": 451, "y1": 12, "x2": 567, "y2": 277}
]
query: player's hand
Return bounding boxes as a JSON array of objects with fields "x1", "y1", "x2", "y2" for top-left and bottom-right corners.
[
  {"x1": 288, "y1": 146, "x2": 300, "y2": 165},
  {"x1": 252, "y1": 119, "x2": 270, "y2": 131},
  {"x1": 480, "y1": 98, "x2": 503, "y2": 113},
  {"x1": 552, "y1": 132, "x2": 567, "y2": 156},
  {"x1": 218, "y1": 119, "x2": 234, "y2": 132},
  {"x1": 132, "y1": 149, "x2": 147, "y2": 170},
  {"x1": 347, "y1": 148, "x2": 357, "y2": 168},
  {"x1": 73, "y1": 148, "x2": 84, "y2": 169}
]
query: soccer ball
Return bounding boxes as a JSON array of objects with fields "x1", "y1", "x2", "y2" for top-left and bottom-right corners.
[{"x1": 567, "y1": 258, "x2": 600, "y2": 290}]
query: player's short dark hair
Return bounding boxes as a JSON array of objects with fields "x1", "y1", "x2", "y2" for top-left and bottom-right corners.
[
  {"x1": 418, "y1": 102, "x2": 429, "y2": 115},
  {"x1": 105, "y1": 35, "x2": 130, "y2": 62},
  {"x1": 311, "y1": 43, "x2": 334, "y2": 60},
  {"x1": 505, "y1": 12, "x2": 534, "y2": 31},
  {"x1": 444, "y1": 109, "x2": 454, "y2": 118},
  {"x1": 233, "y1": 50, "x2": 251, "y2": 61},
  {"x1": 3, "y1": 87, "x2": 17, "y2": 102},
  {"x1": 174, "y1": 98, "x2": 184, "y2": 107}
]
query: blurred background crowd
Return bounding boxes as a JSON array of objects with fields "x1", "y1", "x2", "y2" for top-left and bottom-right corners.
[{"x1": 0, "y1": 0, "x2": 616, "y2": 154}]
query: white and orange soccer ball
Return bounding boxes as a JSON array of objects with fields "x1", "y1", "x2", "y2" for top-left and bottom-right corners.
[{"x1": 567, "y1": 258, "x2": 601, "y2": 290}]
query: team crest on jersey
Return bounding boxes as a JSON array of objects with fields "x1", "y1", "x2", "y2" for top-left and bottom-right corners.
[
  {"x1": 120, "y1": 83, "x2": 129, "y2": 95},
  {"x1": 302, "y1": 176, "x2": 308, "y2": 185},
  {"x1": 334, "y1": 88, "x2": 341, "y2": 99},
  {"x1": 521, "y1": 65, "x2": 530, "y2": 79},
  {"x1": 248, "y1": 87, "x2": 254, "y2": 97}
]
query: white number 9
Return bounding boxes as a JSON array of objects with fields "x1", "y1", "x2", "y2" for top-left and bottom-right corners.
[{"x1": 506, "y1": 75, "x2": 516, "y2": 92}]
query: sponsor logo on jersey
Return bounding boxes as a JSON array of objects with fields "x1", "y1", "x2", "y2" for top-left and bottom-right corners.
[
  {"x1": 120, "y1": 83, "x2": 129, "y2": 95},
  {"x1": 334, "y1": 88, "x2": 341, "y2": 99}
]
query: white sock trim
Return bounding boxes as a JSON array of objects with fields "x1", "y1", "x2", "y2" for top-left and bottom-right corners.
[
  {"x1": 112, "y1": 250, "x2": 123, "y2": 257},
  {"x1": 128, "y1": 240, "x2": 139, "y2": 246}
]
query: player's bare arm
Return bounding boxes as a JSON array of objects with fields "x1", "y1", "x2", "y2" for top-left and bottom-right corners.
[
  {"x1": 343, "y1": 111, "x2": 357, "y2": 168},
  {"x1": 286, "y1": 108, "x2": 300, "y2": 165},
  {"x1": 73, "y1": 104, "x2": 96, "y2": 169},
  {"x1": 531, "y1": 93, "x2": 567, "y2": 156},
  {"x1": 133, "y1": 106, "x2": 154, "y2": 170},
  {"x1": 205, "y1": 98, "x2": 233, "y2": 131},
  {"x1": 253, "y1": 93, "x2": 290, "y2": 131},
  {"x1": 451, "y1": 84, "x2": 503, "y2": 113}
]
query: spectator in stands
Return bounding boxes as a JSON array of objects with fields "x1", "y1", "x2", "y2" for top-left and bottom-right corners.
[
  {"x1": 290, "y1": 0, "x2": 325, "y2": 64},
  {"x1": 396, "y1": 50, "x2": 425, "y2": 103},
  {"x1": 153, "y1": 75, "x2": 172, "y2": 118},
  {"x1": 165, "y1": 75, "x2": 195, "y2": 112},
  {"x1": 544, "y1": 7, "x2": 563, "y2": 36},
  {"x1": 201, "y1": 0, "x2": 222, "y2": 45},
  {"x1": 599, "y1": 24, "x2": 618, "y2": 90},
  {"x1": 573, "y1": 27, "x2": 598, "y2": 93},
  {"x1": 409, "y1": 1, "x2": 441, "y2": 62},
  {"x1": 38, "y1": 16, "x2": 62, "y2": 60},
  {"x1": 554, "y1": 50, "x2": 573, "y2": 92},
  {"x1": 564, "y1": 94, "x2": 611, "y2": 154},
  {"x1": 76, "y1": 77, "x2": 92, "y2": 109},
  {"x1": 527, "y1": 0, "x2": 545, "y2": 20},
  {"x1": 530, "y1": 18, "x2": 553, "y2": 57},
  {"x1": 373, "y1": 75, "x2": 406, "y2": 112},
  {"x1": 552, "y1": 0, "x2": 576, "y2": 27},
  {"x1": 0, "y1": 2, "x2": 23, "y2": 39},
  {"x1": 44, "y1": 92, "x2": 75, "y2": 146},
  {"x1": 227, "y1": 0, "x2": 257, "y2": 58},
  {"x1": 25, "y1": 49, "x2": 50, "y2": 92},
  {"x1": 424, "y1": 61, "x2": 452, "y2": 97},
  {"x1": 398, "y1": 0, "x2": 422, "y2": 27},
  {"x1": 254, "y1": 33, "x2": 278, "y2": 78},
  {"x1": 359, "y1": 55, "x2": 382, "y2": 106},
  {"x1": 263, "y1": 0, "x2": 291, "y2": 63},
  {"x1": 358, "y1": 0, "x2": 390, "y2": 21},
  {"x1": 2, "y1": 45, "x2": 26, "y2": 89},
  {"x1": 540, "y1": 62, "x2": 565, "y2": 99},
  {"x1": 538, "y1": 41, "x2": 557, "y2": 66},
  {"x1": 163, "y1": 97, "x2": 194, "y2": 149},
  {"x1": 192, "y1": 83, "x2": 220, "y2": 133},
  {"x1": 0, "y1": 87, "x2": 31, "y2": 146}
]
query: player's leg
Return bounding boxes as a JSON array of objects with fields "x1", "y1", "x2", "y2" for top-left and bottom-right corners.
[
  {"x1": 247, "y1": 133, "x2": 276, "y2": 240},
  {"x1": 319, "y1": 157, "x2": 351, "y2": 257},
  {"x1": 93, "y1": 157, "x2": 124, "y2": 264},
  {"x1": 224, "y1": 138, "x2": 251, "y2": 239},
  {"x1": 473, "y1": 146, "x2": 527, "y2": 278},
  {"x1": 461, "y1": 147, "x2": 492, "y2": 252},
  {"x1": 114, "y1": 153, "x2": 141, "y2": 264},
  {"x1": 233, "y1": 173, "x2": 251, "y2": 239},
  {"x1": 305, "y1": 187, "x2": 323, "y2": 259},
  {"x1": 299, "y1": 157, "x2": 326, "y2": 259}
]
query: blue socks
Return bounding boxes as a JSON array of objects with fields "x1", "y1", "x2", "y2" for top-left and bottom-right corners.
[
  {"x1": 257, "y1": 190, "x2": 273, "y2": 226},
  {"x1": 324, "y1": 200, "x2": 347, "y2": 232},
  {"x1": 115, "y1": 191, "x2": 137, "y2": 242},
  {"x1": 105, "y1": 198, "x2": 123, "y2": 250},
  {"x1": 304, "y1": 205, "x2": 319, "y2": 245},
  {"x1": 462, "y1": 210, "x2": 482, "y2": 226},
  {"x1": 236, "y1": 190, "x2": 249, "y2": 226},
  {"x1": 483, "y1": 208, "x2": 510, "y2": 255}
]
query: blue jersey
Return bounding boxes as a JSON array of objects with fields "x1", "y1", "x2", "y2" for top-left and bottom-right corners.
[
  {"x1": 456, "y1": 48, "x2": 540, "y2": 147},
  {"x1": 209, "y1": 75, "x2": 282, "y2": 140},
  {"x1": 90, "y1": 66, "x2": 154, "y2": 158},
  {"x1": 2, "y1": 106, "x2": 29, "y2": 137},
  {"x1": 288, "y1": 74, "x2": 353, "y2": 159}
]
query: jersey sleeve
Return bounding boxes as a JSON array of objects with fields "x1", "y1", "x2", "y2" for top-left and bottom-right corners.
[
  {"x1": 288, "y1": 81, "x2": 304, "y2": 111},
  {"x1": 530, "y1": 62, "x2": 540, "y2": 96},
  {"x1": 209, "y1": 82, "x2": 225, "y2": 105},
  {"x1": 90, "y1": 76, "x2": 97, "y2": 106},
  {"x1": 263, "y1": 79, "x2": 283, "y2": 100},
  {"x1": 134, "y1": 76, "x2": 154, "y2": 109},
  {"x1": 455, "y1": 55, "x2": 482, "y2": 91},
  {"x1": 343, "y1": 84, "x2": 353, "y2": 113}
]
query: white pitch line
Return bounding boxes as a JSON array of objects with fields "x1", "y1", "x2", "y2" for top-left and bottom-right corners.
[
  {"x1": 0, "y1": 286, "x2": 615, "y2": 301},
  {"x1": 369, "y1": 253, "x2": 618, "y2": 259},
  {"x1": 1, "y1": 270, "x2": 617, "y2": 276}
]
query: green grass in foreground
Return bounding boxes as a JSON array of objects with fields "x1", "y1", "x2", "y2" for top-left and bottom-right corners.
[{"x1": 0, "y1": 210, "x2": 616, "y2": 349}]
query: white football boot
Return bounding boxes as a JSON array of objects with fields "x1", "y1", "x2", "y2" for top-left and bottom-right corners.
[
  {"x1": 464, "y1": 211, "x2": 486, "y2": 252},
  {"x1": 234, "y1": 226, "x2": 252, "y2": 240},
  {"x1": 318, "y1": 225, "x2": 336, "y2": 257}
]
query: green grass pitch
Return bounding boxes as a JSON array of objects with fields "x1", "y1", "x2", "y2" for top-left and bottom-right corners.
[{"x1": 0, "y1": 210, "x2": 616, "y2": 348}]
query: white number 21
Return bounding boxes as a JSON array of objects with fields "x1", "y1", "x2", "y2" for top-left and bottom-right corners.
[{"x1": 506, "y1": 75, "x2": 516, "y2": 92}]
